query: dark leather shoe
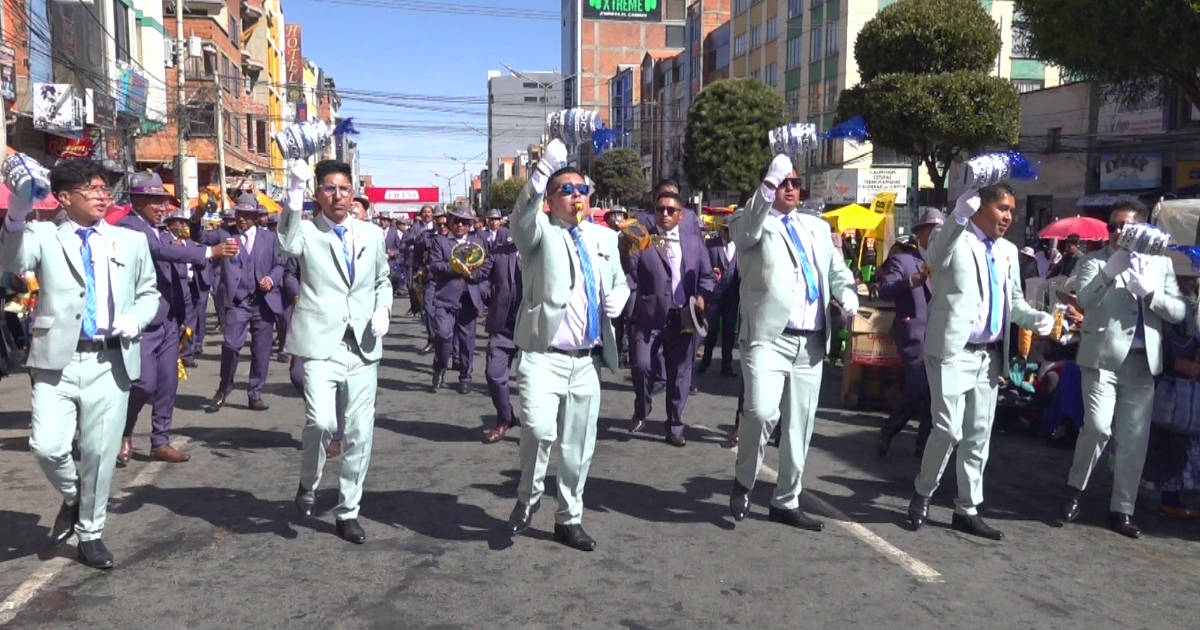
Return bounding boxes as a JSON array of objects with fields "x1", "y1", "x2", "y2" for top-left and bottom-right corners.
[
  {"x1": 689, "y1": 384, "x2": 699, "y2": 395},
  {"x1": 1107, "y1": 511, "x2": 1141, "y2": 539},
  {"x1": 696, "y1": 358, "x2": 711, "y2": 373},
  {"x1": 151, "y1": 444, "x2": 190, "y2": 463},
  {"x1": 77, "y1": 539, "x2": 114, "y2": 569},
  {"x1": 419, "y1": 342, "x2": 434, "y2": 355},
  {"x1": 719, "y1": 366, "x2": 737, "y2": 378},
  {"x1": 908, "y1": 493, "x2": 930, "y2": 531},
  {"x1": 428, "y1": 370, "x2": 444, "y2": 394},
  {"x1": 730, "y1": 479, "x2": 751, "y2": 521},
  {"x1": 116, "y1": 436, "x2": 133, "y2": 467},
  {"x1": 456, "y1": 381, "x2": 471, "y2": 395},
  {"x1": 651, "y1": 382, "x2": 666, "y2": 396},
  {"x1": 208, "y1": 390, "x2": 228, "y2": 412},
  {"x1": 484, "y1": 424, "x2": 510, "y2": 444},
  {"x1": 508, "y1": 499, "x2": 540, "y2": 535},
  {"x1": 875, "y1": 431, "x2": 892, "y2": 457},
  {"x1": 951, "y1": 513, "x2": 1004, "y2": 540},
  {"x1": 666, "y1": 434, "x2": 686, "y2": 448},
  {"x1": 768, "y1": 505, "x2": 824, "y2": 532},
  {"x1": 295, "y1": 483, "x2": 316, "y2": 518},
  {"x1": 50, "y1": 501, "x2": 79, "y2": 547},
  {"x1": 553, "y1": 523, "x2": 596, "y2": 551},
  {"x1": 1061, "y1": 486, "x2": 1083, "y2": 523},
  {"x1": 336, "y1": 518, "x2": 366, "y2": 544},
  {"x1": 182, "y1": 358, "x2": 198, "y2": 369},
  {"x1": 248, "y1": 398, "x2": 269, "y2": 411},
  {"x1": 630, "y1": 416, "x2": 645, "y2": 433}
]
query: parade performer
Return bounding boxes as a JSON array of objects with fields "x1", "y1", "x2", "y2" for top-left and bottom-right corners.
[
  {"x1": 507, "y1": 139, "x2": 629, "y2": 551},
  {"x1": 427, "y1": 203, "x2": 491, "y2": 394},
  {"x1": 1060, "y1": 201, "x2": 1185, "y2": 538},
  {"x1": 1, "y1": 159, "x2": 159, "y2": 568},
  {"x1": 482, "y1": 208, "x2": 507, "y2": 247},
  {"x1": 483, "y1": 230, "x2": 521, "y2": 443},
  {"x1": 727, "y1": 155, "x2": 858, "y2": 531},
  {"x1": 279, "y1": 159, "x2": 391, "y2": 544},
  {"x1": 384, "y1": 213, "x2": 404, "y2": 297},
  {"x1": 908, "y1": 182, "x2": 1053, "y2": 540},
  {"x1": 698, "y1": 220, "x2": 740, "y2": 377}
]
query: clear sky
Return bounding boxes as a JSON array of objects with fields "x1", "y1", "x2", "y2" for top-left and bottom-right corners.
[{"x1": 282, "y1": 0, "x2": 560, "y2": 198}]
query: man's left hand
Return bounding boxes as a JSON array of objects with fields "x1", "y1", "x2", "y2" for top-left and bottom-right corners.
[{"x1": 258, "y1": 277, "x2": 274, "y2": 292}]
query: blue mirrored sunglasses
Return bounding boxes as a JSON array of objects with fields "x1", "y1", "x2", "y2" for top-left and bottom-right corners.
[{"x1": 556, "y1": 183, "x2": 590, "y2": 197}]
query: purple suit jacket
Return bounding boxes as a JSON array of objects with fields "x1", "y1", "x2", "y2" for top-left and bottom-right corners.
[
  {"x1": 117, "y1": 213, "x2": 209, "y2": 327},
  {"x1": 385, "y1": 227, "x2": 403, "y2": 262},
  {"x1": 428, "y1": 233, "x2": 493, "y2": 313},
  {"x1": 485, "y1": 238, "x2": 521, "y2": 336},
  {"x1": 626, "y1": 227, "x2": 715, "y2": 330},
  {"x1": 877, "y1": 244, "x2": 929, "y2": 363},
  {"x1": 193, "y1": 225, "x2": 285, "y2": 315},
  {"x1": 706, "y1": 236, "x2": 740, "y2": 312}
]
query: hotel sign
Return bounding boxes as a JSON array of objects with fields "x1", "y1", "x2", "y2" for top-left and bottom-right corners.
[
  {"x1": 285, "y1": 24, "x2": 303, "y2": 103},
  {"x1": 583, "y1": 0, "x2": 662, "y2": 21}
]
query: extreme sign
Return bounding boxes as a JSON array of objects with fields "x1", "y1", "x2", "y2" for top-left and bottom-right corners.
[{"x1": 583, "y1": 0, "x2": 662, "y2": 21}]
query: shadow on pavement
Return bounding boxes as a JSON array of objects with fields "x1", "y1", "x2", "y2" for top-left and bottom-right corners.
[
  {"x1": 174, "y1": 426, "x2": 302, "y2": 451},
  {"x1": 108, "y1": 485, "x2": 299, "y2": 540},
  {"x1": 360, "y1": 489, "x2": 514, "y2": 550},
  {"x1": 375, "y1": 414, "x2": 491, "y2": 443},
  {"x1": 0, "y1": 509, "x2": 57, "y2": 563}
]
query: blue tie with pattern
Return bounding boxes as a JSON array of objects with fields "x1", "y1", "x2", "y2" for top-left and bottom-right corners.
[
  {"x1": 570, "y1": 226, "x2": 601, "y2": 344},
  {"x1": 984, "y1": 238, "x2": 1002, "y2": 337},
  {"x1": 77, "y1": 227, "x2": 98, "y2": 338},
  {"x1": 333, "y1": 225, "x2": 354, "y2": 283},
  {"x1": 781, "y1": 215, "x2": 819, "y2": 302}
]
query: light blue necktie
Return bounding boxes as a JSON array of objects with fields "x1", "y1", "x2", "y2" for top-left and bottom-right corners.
[
  {"x1": 77, "y1": 227, "x2": 98, "y2": 338},
  {"x1": 781, "y1": 215, "x2": 819, "y2": 302},
  {"x1": 984, "y1": 238, "x2": 1002, "y2": 337},
  {"x1": 570, "y1": 226, "x2": 601, "y2": 344},
  {"x1": 333, "y1": 225, "x2": 354, "y2": 283}
]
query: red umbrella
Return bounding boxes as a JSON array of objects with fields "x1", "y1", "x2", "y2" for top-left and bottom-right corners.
[{"x1": 1038, "y1": 216, "x2": 1109, "y2": 241}]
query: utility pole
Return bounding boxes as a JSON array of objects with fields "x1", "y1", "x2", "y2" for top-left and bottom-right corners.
[
  {"x1": 213, "y1": 59, "x2": 227, "y2": 207},
  {"x1": 175, "y1": 0, "x2": 189, "y2": 211}
]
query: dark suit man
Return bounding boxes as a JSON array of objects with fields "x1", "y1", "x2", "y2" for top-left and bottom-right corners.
[
  {"x1": 181, "y1": 255, "x2": 214, "y2": 368},
  {"x1": 875, "y1": 209, "x2": 942, "y2": 458},
  {"x1": 483, "y1": 235, "x2": 522, "y2": 443},
  {"x1": 481, "y1": 208, "x2": 509, "y2": 249},
  {"x1": 193, "y1": 193, "x2": 284, "y2": 411},
  {"x1": 603, "y1": 207, "x2": 632, "y2": 364},
  {"x1": 116, "y1": 173, "x2": 237, "y2": 464},
  {"x1": 699, "y1": 224, "x2": 740, "y2": 377},
  {"x1": 384, "y1": 215, "x2": 404, "y2": 296},
  {"x1": 627, "y1": 192, "x2": 715, "y2": 447},
  {"x1": 403, "y1": 205, "x2": 435, "y2": 316},
  {"x1": 427, "y1": 204, "x2": 492, "y2": 394},
  {"x1": 411, "y1": 209, "x2": 446, "y2": 352}
]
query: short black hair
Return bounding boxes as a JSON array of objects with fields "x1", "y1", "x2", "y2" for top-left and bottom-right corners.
[
  {"x1": 654, "y1": 178, "x2": 680, "y2": 194},
  {"x1": 353, "y1": 196, "x2": 371, "y2": 210},
  {"x1": 49, "y1": 160, "x2": 107, "y2": 195},
  {"x1": 977, "y1": 181, "x2": 1015, "y2": 206},
  {"x1": 654, "y1": 191, "x2": 684, "y2": 206},
  {"x1": 1110, "y1": 200, "x2": 1148, "y2": 222},
  {"x1": 547, "y1": 166, "x2": 583, "y2": 192},
  {"x1": 314, "y1": 160, "x2": 352, "y2": 185}
]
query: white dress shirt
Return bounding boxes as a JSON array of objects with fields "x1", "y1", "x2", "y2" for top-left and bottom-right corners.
[
  {"x1": 771, "y1": 209, "x2": 824, "y2": 332},
  {"x1": 663, "y1": 225, "x2": 683, "y2": 305},
  {"x1": 966, "y1": 222, "x2": 1007, "y2": 344},
  {"x1": 724, "y1": 239, "x2": 736, "y2": 263},
  {"x1": 69, "y1": 218, "x2": 114, "y2": 339},
  {"x1": 240, "y1": 225, "x2": 257, "y2": 255},
  {"x1": 551, "y1": 227, "x2": 604, "y2": 351}
]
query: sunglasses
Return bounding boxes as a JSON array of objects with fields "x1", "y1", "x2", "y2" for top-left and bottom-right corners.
[
  {"x1": 451, "y1": 218, "x2": 472, "y2": 225},
  {"x1": 778, "y1": 178, "x2": 803, "y2": 190},
  {"x1": 654, "y1": 205, "x2": 681, "y2": 215},
  {"x1": 1107, "y1": 221, "x2": 1128, "y2": 233},
  {"x1": 556, "y1": 183, "x2": 590, "y2": 197}
]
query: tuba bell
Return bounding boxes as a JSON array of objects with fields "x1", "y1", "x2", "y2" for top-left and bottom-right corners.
[
  {"x1": 450, "y1": 241, "x2": 487, "y2": 277},
  {"x1": 616, "y1": 218, "x2": 665, "y2": 253}
]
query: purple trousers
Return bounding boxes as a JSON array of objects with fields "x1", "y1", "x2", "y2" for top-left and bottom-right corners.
[
  {"x1": 631, "y1": 316, "x2": 697, "y2": 436},
  {"x1": 219, "y1": 298, "x2": 275, "y2": 401},
  {"x1": 485, "y1": 333, "x2": 518, "y2": 427},
  {"x1": 183, "y1": 288, "x2": 209, "y2": 360},
  {"x1": 125, "y1": 322, "x2": 181, "y2": 448},
  {"x1": 434, "y1": 297, "x2": 477, "y2": 383},
  {"x1": 289, "y1": 356, "x2": 344, "y2": 441},
  {"x1": 880, "y1": 358, "x2": 932, "y2": 448}
]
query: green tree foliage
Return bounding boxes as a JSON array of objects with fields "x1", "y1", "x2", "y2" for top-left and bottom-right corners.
[
  {"x1": 1015, "y1": 0, "x2": 1200, "y2": 110},
  {"x1": 488, "y1": 177, "x2": 525, "y2": 212},
  {"x1": 592, "y1": 147, "x2": 647, "y2": 206},
  {"x1": 683, "y1": 78, "x2": 787, "y2": 200},
  {"x1": 855, "y1": 0, "x2": 1000, "y2": 81}
]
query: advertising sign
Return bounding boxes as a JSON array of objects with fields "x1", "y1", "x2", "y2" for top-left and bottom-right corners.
[
  {"x1": 364, "y1": 187, "x2": 440, "y2": 205},
  {"x1": 45, "y1": 134, "x2": 94, "y2": 159},
  {"x1": 0, "y1": 45, "x2": 14, "y2": 101},
  {"x1": 1098, "y1": 94, "x2": 1165, "y2": 136},
  {"x1": 1099, "y1": 152, "x2": 1163, "y2": 191},
  {"x1": 284, "y1": 24, "x2": 303, "y2": 103},
  {"x1": 809, "y1": 169, "x2": 909, "y2": 206},
  {"x1": 1176, "y1": 160, "x2": 1200, "y2": 196},
  {"x1": 583, "y1": 0, "x2": 662, "y2": 21}
]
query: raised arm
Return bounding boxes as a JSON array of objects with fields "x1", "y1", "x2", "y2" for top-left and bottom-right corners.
[
  {"x1": 278, "y1": 160, "x2": 310, "y2": 257},
  {"x1": 927, "y1": 189, "x2": 978, "y2": 270},
  {"x1": 511, "y1": 139, "x2": 568, "y2": 256},
  {"x1": 729, "y1": 154, "x2": 793, "y2": 251}
]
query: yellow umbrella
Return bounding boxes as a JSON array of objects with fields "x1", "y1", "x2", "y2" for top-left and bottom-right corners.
[
  {"x1": 821, "y1": 203, "x2": 884, "y2": 233},
  {"x1": 257, "y1": 192, "x2": 282, "y2": 214}
]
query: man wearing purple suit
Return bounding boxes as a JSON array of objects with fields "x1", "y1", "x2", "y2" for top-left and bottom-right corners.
[
  {"x1": 627, "y1": 192, "x2": 715, "y2": 447},
  {"x1": 483, "y1": 232, "x2": 521, "y2": 443},
  {"x1": 116, "y1": 173, "x2": 238, "y2": 465},
  {"x1": 875, "y1": 209, "x2": 942, "y2": 458},
  {"x1": 181, "y1": 255, "x2": 214, "y2": 369},
  {"x1": 698, "y1": 223, "x2": 740, "y2": 377},
  {"x1": 383, "y1": 213, "x2": 404, "y2": 297},
  {"x1": 427, "y1": 204, "x2": 492, "y2": 394},
  {"x1": 192, "y1": 193, "x2": 285, "y2": 412}
]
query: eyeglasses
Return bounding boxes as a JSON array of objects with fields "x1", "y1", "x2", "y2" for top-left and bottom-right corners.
[
  {"x1": 555, "y1": 183, "x2": 590, "y2": 197},
  {"x1": 451, "y1": 218, "x2": 472, "y2": 226},
  {"x1": 654, "y1": 205, "x2": 681, "y2": 215},
  {"x1": 436, "y1": 220, "x2": 448, "y2": 226},
  {"x1": 74, "y1": 184, "x2": 112, "y2": 197},
  {"x1": 319, "y1": 185, "x2": 354, "y2": 197},
  {"x1": 778, "y1": 178, "x2": 803, "y2": 190},
  {"x1": 1107, "y1": 221, "x2": 1128, "y2": 233}
]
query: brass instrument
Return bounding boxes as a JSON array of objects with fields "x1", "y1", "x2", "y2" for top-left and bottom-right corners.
[
  {"x1": 168, "y1": 222, "x2": 191, "y2": 239},
  {"x1": 412, "y1": 268, "x2": 428, "y2": 311},
  {"x1": 616, "y1": 218, "x2": 666, "y2": 253},
  {"x1": 573, "y1": 201, "x2": 587, "y2": 225},
  {"x1": 177, "y1": 326, "x2": 193, "y2": 380},
  {"x1": 450, "y1": 241, "x2": 486, "y2": 277}
]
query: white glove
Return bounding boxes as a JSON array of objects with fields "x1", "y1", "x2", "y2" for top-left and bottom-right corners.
[
  {"x1": 289, "y1": 159, "x2": 313, "y2": 189},
  {"x1": 602, "y1": 291, "x2": 625, "y2": 319},
  {"x1": 1127, "y1": 269, "x2": 1152, "y2": 298},
  {"x1": 839, "y1": 289, "x2": 860, "y2": 328},
  {"x1": 530, "y1": 139, "x2": 568, "y2": 195},
  {"x1": 953, "y1": 188, "x2": 981, "y2": 221},
  {"x1": 1102, "y1": 249, "x2": 1131, "y2": 278},
  {"x1": 1033, "y1": 311, "x2": 1055, "y2": 336},
  {"x1": 111, "y1": 314, "x2": 140, "y2": 340},
  {"x1": 370, "y1": 306, "x2": 390, "y2": 338},
  {"x1": 764, "y1": 154, "x2": 794, "y2": 188}
]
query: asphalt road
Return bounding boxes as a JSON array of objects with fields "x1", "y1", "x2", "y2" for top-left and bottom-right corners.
[{"x1": 1, "y1": 302, "x2": 1199, "y2": 629}]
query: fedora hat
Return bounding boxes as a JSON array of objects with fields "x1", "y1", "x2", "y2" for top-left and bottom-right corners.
[
  {"x1": 127, "y1": 172, "x2": 173, "y2": 197},
  {"x1": 232, "y1": 192, "x2": 263, "y2": 214},
  {"x1": 912, "y1": 208, "x2": 944, "y2": 231}
]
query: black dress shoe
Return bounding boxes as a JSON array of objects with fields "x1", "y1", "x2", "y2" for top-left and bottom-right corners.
[
  {"x1": 719, "y1": 366, "x2": 737, "y2": 378},
  {"x1": 508, "y1": 499, "x2": 540, "y2": 535},
  {"x1": 768, "y1": 505, "x2": 824, "y2": 532},
  {"x1": 419, "y1": 342, "x2": 434, "y2": 355},
  {"x1": 208, "y1": 390, "x2": 228, "y2": 412},
  {"x1": 553, "y1": 524, "x2": 596, "y2": 551},
  {"x1": 908, "y1": 493, "x2": 930, "y2": 531},
  {"x1": 729, "y1": 479, "x2": 751, "y2": 521},
  {"x1": 651, "y1": 382, "x2": 666, "y2": 395},
  {"x1": 456, "y1": 381, "x2": 471, "y2": 395},
  {"x1": 248, "y1": 399, "x2": 269, "y2": 411},
  {"x1": 336, "y1": 518, "x2": 366, "y2": 544},
  {"x1": 182, "y1": 358, "x2": 198, "y2": 369},
  {"x1": 50, "y1": 501, "x2": 79, "y2": 547},
  {"x1": 689, "y1": 384, "x2": 699, "y2": 395},
  {"x1": 1061, "y1": 486, "x2": 1083, "y2": 523},
  {"x1": 428, "y1": 370, "x2": 444, "y2": 394},
  {"x1": 295, "y1": 483, "x2": 316, "y2": 518},
  {"x1": 875, "y1": 431, "x2": 892, "y2": 457},
  {"x1": 666, "y1": 434, "x2": 686, "y2": 448},
  {"x1": 951, "y1": 513, "x2": 1004, "y2": 540},
  {"x1": 696, "y1": 358, "x2": 711, "y2": 373},
  {"x1": 77, "y1": 539, "x2": 114, "y2": 570},
  {"x1": 1107, "y1": 511, "x2": 1141, "y2": 539},
  {"x1": 630, "y1": 416, "x2": 646, "y2": 433}
]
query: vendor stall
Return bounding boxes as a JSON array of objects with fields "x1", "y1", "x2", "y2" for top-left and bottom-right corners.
[{"x1": 841, "y1": 301, "x2": 904, "y2": 410}]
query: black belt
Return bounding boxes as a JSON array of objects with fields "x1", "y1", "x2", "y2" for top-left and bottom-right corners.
[
  {"x1": 965, "y1": 341, "x2": 1003, "y2": 352},
  {"x1": 77, "y1": 337, "x2": 120, "y2": 353},
  {"x1": 782, "y1": 328, "x2": 824, "y2": 337},
  {"x1": 548, "y1": 346, "x2": 601, "y2": 358}
]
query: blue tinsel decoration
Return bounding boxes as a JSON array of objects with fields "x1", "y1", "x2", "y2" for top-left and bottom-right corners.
[
  {"x1": 822, "y1": 116, "x2": 870, "y2": 142},
  {"x1": 593, "y1": 127, "x2": 620, "y2": 155},
  {"x1": 1005, "y1": 150, "x2": 1039, "y2": 180},
  {"x1": 1170, "y1": 245, "x2": 1200, "y2": 270},
  {"x1": 333, "y1": 118, "x2": 360, "y2": 137}
]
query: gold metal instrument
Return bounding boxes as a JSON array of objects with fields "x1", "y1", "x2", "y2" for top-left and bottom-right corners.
[
  {"x1": 573, "y1": 201, "x2": 587, "y2": 225},
  {"x1": 177, "y1": 326, "x2": 193, "y2": 380},
  {"x1": 450, "y1": 242, "x2": 487, "y2": 277},
  {"x1": 616, "y1": 218, "x2": 666, "y2": 253}
]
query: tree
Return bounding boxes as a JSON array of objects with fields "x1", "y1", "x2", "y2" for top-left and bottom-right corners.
[
  {"x1": 683, "y1": 78, "x2": 787, "y2": 201},
  {"x1": 836, "y1": 0, "x2": 1018, "y2": 204},
  {"x1": 1015, "y1": 0, "x2": 1200, "y2": 110},
  {"x1": 592, "y1": 147, "x2": 647, "y2": 206},
  {"x1": 488, "y1": 177, "x2": 525, "y2": 212}
]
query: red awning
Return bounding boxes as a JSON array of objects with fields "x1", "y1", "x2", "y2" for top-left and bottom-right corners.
[{"x1": 0, "y1": 184, "x2": 60, "y2": 211}]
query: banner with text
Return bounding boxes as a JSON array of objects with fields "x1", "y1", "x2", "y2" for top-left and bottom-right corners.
[{"x1": 285, "y1": 24, "x2": 303, "y2": 103}]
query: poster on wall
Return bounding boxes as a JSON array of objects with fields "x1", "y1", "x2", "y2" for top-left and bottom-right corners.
[
  {"x1": 582, "y1": 0, "x2": 662, "y2": 21},
  {"x1": 1176, "y1": 160, "x2": 1200, "y2": 196},
  {"x1": 1099, "y1": 152, "x2": 1163, "y2": 191}
]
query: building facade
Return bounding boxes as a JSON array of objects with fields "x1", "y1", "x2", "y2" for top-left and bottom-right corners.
[{"x1": 486, "y1": 70, "x2": 561, "y2": 182}]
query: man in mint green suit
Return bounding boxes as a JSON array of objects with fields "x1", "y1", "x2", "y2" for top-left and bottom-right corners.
[
  {"x1": 506, "y1": 139, "x2": 630, "y2": 552},
  {"x1": 908, "y1": 182, "x2": 1054, "y2": 540},
  {"x1": 1, "y1": 160, "x2": 159, "y2": 569},
  {"x1": 727, "y1": 154, "x2": 858, "y2": 531},
  {"x1": 1060, "y1": 200, "x2": 1185, "y2": 538},
  {"x1": 278, "y1": 158, "x2": 392, "y2": 545}
]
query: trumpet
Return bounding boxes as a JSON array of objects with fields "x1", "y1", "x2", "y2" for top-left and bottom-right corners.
[
  {"x1": 450, "y1": 241, "x2": 486, "y2": 277},
  {"x1": 573, "y1": 201, "x2": 587, "y2": 224},
  {"x1": 177, "y1": 326, "x2": 193, "y2": 380},
  {"x1": 616, "y1": 218, "x2": 667, "y2": 253}
]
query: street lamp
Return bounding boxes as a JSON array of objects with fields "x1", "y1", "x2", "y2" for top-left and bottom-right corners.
[
  {"x1": 444, "y1": 151, "x2": 485, "y2": 208},
  {"x1": 432, "y1": 171, "x2": 464, "y2": 205}
]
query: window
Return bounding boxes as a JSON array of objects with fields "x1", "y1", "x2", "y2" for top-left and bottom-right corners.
[
  {"x1": 1047, "y1": 127, "x2": 1062, "y2": 152},
  {"x1": 811, "y1": 0, "x2": 825, "y2": 7},
  {"x1": 246, "y1": 114, "x2": 253, "y2": 151},
  {"x1": 786, "y1": 88, "x2": 802, "y2": 120},
  {"x1": 766, "y1": 17, "x2": 778, "y2": 42},
  {"x1": 809, "y1": 25, "x2": 823, "y2": 61},
  {"x1": 1011, "y1": 11, "x2": 1033, "y2": 57},
  {"x1": 734, "y1": 0, "x2": 749, "y2": 16},
  {"x1": 734, "y1": 33, "x2": 749, "y2": 57},
  {"x1": 788, "y1": 0, "x2": 804, "y2": 19},
  {"x1": 824, "y1": 76, "x2": 838, "y2": 111},
  {"x1": 751, "y1": 69, "x2": 760, "y2": 81},
  {"x1": 750, "y1": 25, "x2": 762, "y2": 50},
  {"x1": 666, "y1": 25, "x2": 685, "y2": 48},
  {"x1": 765, "y1": 63, "x2": 777, "y2": 87},
  {"x1": 824, "y1": 20, "x2": 840, "y2": 57},
  {"x1": 808, "y1": 81, "x2": 823, "y2": 115},
  {"x1": 113, "y1": 0, "x2": 130, "y2": 63},
  {"x1": 228, "y1": 14, "x2": 239, "y2": 43},
  {"x1": 787, "y1": 35, "x2": 803, "y2": 69},
  {"x1": 524, "y1": 96, "x2": 538, "y2": 103},
  {"x1": 522, "y1": 81, "x2": 539, "y2": 89},
  {"x1": 1012, "y1": 79, "x2": 1043, "y2": 93},
  {"x1": 255, "y1": 120, "x2": 268, "y2": 155}
]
